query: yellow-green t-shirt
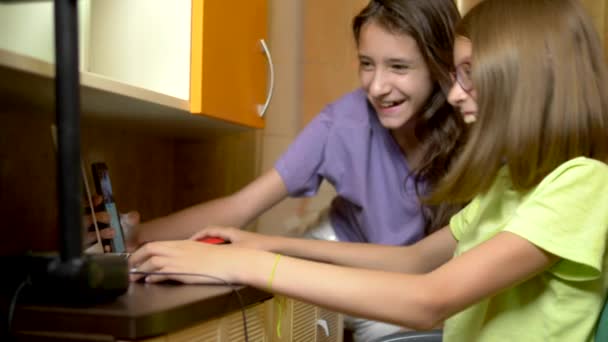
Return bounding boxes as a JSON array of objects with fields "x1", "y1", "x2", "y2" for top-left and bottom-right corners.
[{"x1": 444, "y1": 157, "x2": 608, "y2": 342}]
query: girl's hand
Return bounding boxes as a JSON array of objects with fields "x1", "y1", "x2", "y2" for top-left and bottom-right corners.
[
  {"x1": 83, "y1": 194, "x2": 140, "y2": 248},
  {"x1": 128, "y1": 240, "x2": 248, "y2": 284},
  {"x1": 189, "y1": 226, "x2": 274, "y2": 250},
  {"x1": 83, "y1": 210, "x2": 115, "y2": 246},
  {"x1": 121, "y1": 211, "x2": 141, "y2": 249},
  {"x1": 83, "y1": 195, "x2": 116, "y2": 246}
]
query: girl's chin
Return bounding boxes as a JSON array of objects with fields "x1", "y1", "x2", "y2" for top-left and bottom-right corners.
[
  {"x1": 377, "y1": 114, "x2": 413, "y2": 130},
  {"x1": 463, "y1": 113, "x2": 477, "y2": 124}
]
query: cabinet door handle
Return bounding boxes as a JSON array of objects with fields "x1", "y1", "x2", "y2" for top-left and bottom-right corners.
[{"x1": 257, "y1": 39, "x2": 275, "y2": 117}]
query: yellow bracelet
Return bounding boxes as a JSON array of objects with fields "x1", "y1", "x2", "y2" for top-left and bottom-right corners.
[{"x1": 267, "y1": 254, "x2": 282, "y2": 290}]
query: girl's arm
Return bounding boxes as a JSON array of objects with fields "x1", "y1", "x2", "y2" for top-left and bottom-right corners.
[
  {"x1": 269, "y1": 226, "x2": 456, "y2": 273},
  {"x1": 129, "y1": 230, "x2": 556, "y2": 330},
  {"x1": 195, "y1": 225, "x2": 457, "y2": 273},
  {"x1": 250, "y1": 231, "x2": 557, "y2": 330},
  {"x1": 127, "y1": 169, "x2": 288, "y2": 248}
]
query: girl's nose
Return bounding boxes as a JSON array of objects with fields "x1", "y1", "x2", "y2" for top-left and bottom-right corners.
[
  {"x1": 368, "y1": 71, "x2": 391, "y2": 97},
  {"x1": 447, "y1": 80, "x2": 468, "y2": 107}
]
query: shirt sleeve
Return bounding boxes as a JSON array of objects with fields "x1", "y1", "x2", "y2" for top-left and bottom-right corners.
[
  {"x1": 450, "y1": 197, "x2": 481, "y2": 241},
  {"x1": 274, "y1": 109, "x2": 333, "y2": 197},
  {"x1": 504, "y1": 158, "x2": 608, "y2": 281}
]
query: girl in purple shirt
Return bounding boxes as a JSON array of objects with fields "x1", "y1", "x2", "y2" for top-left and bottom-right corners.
[{"x1": 129, "y1": 0, "x2": 467, "y2": 340}]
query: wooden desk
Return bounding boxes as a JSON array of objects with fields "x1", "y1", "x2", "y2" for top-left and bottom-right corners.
[{"x1": 10, "y1": 283, "x2": 343, "y2": 341}]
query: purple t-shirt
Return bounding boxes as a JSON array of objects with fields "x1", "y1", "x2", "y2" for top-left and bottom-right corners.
[{"x1": 275, "y1": 89, "x2": 426, "y2": 245}]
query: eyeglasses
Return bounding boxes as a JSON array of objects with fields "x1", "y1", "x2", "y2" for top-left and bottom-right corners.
[{"x1": 450, "y1": 63, "x2": 473, "y2": 93}]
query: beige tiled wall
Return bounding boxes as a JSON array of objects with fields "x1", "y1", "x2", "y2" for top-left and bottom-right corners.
[
  {"x1": 456, "y1": 0, "x2": 483, "y2": 14},
  {"x1": 255, "y1": 0, "x2": 367, "y2": 236},
  {"x1": 255, "y1": 0, "x2": 303, "y2": 235}
]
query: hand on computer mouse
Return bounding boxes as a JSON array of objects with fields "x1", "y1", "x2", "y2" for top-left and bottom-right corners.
[
  {"x1": 189, "y1": 226, "x2": 275, "y2": 251},
  {"x1": 196, "y1": 236, "x2": 229, "y2": 244},
  {"x1": 128, "y1": 240, "x2": 251, "y2": 284}
]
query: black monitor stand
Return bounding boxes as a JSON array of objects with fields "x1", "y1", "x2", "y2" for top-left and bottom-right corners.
[{"x1": 1, "y1": 0, "x2": 128, "y2": 308}]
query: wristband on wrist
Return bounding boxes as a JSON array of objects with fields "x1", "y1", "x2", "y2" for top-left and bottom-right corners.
[{"x1": 267, "y1": 254, "x2": 282, "y2": 290}]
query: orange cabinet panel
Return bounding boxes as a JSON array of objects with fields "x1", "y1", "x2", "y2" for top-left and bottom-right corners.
[{"x1": 190, "y1": 0, "x2": 269, "y2": 128}]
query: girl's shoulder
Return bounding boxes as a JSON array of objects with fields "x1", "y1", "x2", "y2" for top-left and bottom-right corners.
[
  {"x1": 320, "y1": 88, "x2": 376, "y2": 126},
  {"x1": 541, "y1": 157, "x2": 608, "y2": 186}
]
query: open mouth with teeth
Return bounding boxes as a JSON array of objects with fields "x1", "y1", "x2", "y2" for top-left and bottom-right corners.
[{"x1": 378, "y1": 99, "x2": 405, "y2": 109}]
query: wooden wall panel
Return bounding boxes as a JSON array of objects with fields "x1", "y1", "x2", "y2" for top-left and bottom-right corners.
[
  {"x1": 301, "y1": 0, "x2": 368, "y2": 127},
  {"x1": 172, "y1": 131, "x2": 261, "y2": 213},
  {"x1": 80, "y1": 121, "x2": 175, "y2": 222},
  {"x1": 0, "y1": 110, "x2": 58, "y2": 254},
  {"x1": 580, "y1": 0, "x2": 608, "y2": 62},
  {"x1": 0, "y1": 107, "x2": 260, "y2": 254},
  {"x1": 458, "y1": 1, "x2": 608, "y2": 62},
  {"x1": 0, "y1": 110, "x2": 177, "y2": 254}
]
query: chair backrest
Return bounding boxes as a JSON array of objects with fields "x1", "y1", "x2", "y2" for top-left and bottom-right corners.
[{"x1": 596, "y1": 297, "x2": 608, "y2": 341}]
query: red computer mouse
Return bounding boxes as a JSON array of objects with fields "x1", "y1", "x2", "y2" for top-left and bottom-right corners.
[{"x1": 196, "y1": 237, "x2": 228, "y2": 244}]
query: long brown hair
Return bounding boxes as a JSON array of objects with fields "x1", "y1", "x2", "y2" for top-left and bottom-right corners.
[
  {"x1": 353, "y1": 0, "x2": 467, "y2": 232},
  {"x1": 430, "y1": 0, "x2": 608, "y2": 204}
]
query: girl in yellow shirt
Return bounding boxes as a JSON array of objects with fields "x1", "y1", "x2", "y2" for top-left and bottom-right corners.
[{"x1": 129, "y1": 0, "x2": 608, "y2": 340}]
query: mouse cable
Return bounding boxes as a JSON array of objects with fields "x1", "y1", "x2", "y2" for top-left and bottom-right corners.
[
  {"x1": 6, "y1": 276, "x2": 31, "y2": 341},
  {"x1": 129, "y1": 271, "x2": 249, "y2": 342}
]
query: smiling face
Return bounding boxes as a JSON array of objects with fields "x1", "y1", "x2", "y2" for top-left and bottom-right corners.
[
  {"x1": 448, "y1": 37, "x2": 478, "y2": 124},
  {"x1": 357, "y1": 21, "x2": 434, "y2": 132}
]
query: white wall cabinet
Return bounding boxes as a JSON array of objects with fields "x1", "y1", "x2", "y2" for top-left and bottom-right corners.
[{"x1": 0, "y1": 0, "x2": 269, "y2": 130}]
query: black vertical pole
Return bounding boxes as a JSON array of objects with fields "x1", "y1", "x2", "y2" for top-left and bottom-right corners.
[{"x1": 54, "y1": 0, "x2": 82, "y2": 262}]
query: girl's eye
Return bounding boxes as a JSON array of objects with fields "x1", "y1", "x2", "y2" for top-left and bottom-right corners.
[
  {"x1": 359, "y1": 60, "x2": 374, "y2": 71},
  {"x1": 391, "y1": 64, "x2": 409, "y2": 73}
]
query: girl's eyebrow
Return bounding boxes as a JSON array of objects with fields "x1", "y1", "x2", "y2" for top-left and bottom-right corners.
[
  {"x1": 385, "y1": 57, "x2": 418, "y2": 66},
  {"x1": 456, "y1": 56, "x2": 472, "y2": 64},
  {"x1": 357, "y1": 55, "x2": 418, "y2": 65}
]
